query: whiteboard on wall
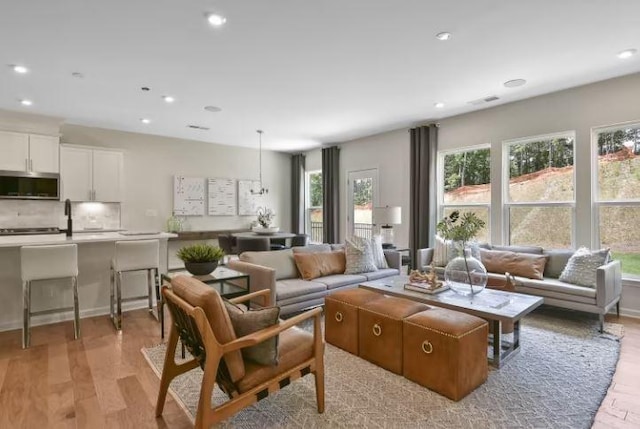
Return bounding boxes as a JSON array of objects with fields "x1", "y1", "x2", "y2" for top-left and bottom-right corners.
[
  {"x1": 173, "y1": 176, "x2": 205, "y2": 216},
  {"x1": 208, "y1": 178, "x2": 236, "y2": 216},
  {"x1": 238, "y1": 180, "x2": 261, "y2": 215}
]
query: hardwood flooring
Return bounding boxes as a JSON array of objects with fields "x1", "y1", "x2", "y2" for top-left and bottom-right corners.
[{"x1": 0, "y1": 309, "x2": 637, "y2": 428}]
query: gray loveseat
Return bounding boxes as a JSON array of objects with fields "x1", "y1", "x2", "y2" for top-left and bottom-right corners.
[
  {"x1": 417, "y1": 244, "x2": 622, "y2": 330},
  {"x1": 228, "y1": 244, "x2": 401, "y2": 315}
]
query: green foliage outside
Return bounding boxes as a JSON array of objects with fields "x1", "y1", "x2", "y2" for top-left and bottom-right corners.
[
  {"x1": 309, "y1": 172, "x2": 323, "y2": 207},
  {"x1": 353, "y1": 178, "x2": 372, "y2": 206},
  {"x1": 508, "y1": 137, "x2": 574, "y2": 179},
  {"x1": 177, "y1": 244, "x2": 225, "y2": 263},
  {"x1": 444, "y1": 148, "x2": 490, "y2": 191},
  {"x1": 612, "y1": 252, "x2": 640, "y2": 277}
]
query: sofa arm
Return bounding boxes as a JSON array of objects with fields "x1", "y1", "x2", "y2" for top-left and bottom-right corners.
[
  {"x1": 227, "y1": 260, "x2": 277, "y2": 307},
  {"x1": 383, "y1": 250, "x2": 401, "y2": 271},
  {"x1": 596, "y1": 260, "x2": 622, "y2": 309},
  {"x1": 416, "y1": 248, "x2": 434, "y2": 271}
]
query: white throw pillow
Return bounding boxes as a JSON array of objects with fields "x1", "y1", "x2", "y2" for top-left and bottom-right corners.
[
  {"x1": 344, "y1": 236, "x2": 378, "y2": 274},
  {"x1": 432, "y1": 235, "x2": 456, "y2": 267},
  {"x1": 559, "y1": 247, "x2": 610, "y2": 288},
  {"x1": 370, "y1": 235, "x2": 389, "y2": 269}
]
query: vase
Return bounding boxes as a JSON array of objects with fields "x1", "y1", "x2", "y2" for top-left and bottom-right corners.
[
  {"x1": 444, "y1": 244, "x2": 487, "y2": 296},
  {"x1": 184, "y1": 261, "x2": 218, "y2": 276}
]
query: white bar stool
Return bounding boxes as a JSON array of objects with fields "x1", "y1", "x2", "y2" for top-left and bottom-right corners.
[
  {"x1": 21, "y1": 244, "x2": 80, "y2": 348},
  {"x1": 110, "y1": 239, "x2": 161, "y2": 330}
]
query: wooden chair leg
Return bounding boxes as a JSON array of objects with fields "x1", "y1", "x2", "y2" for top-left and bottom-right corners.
[
  {"x1": 195, "y1": 354, "x2": 221, "y2": 429},
  {"x1": 313, "y1": 313, "x2": 325, "y2": 413}
]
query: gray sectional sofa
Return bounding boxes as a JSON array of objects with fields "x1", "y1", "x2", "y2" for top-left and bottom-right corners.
[
  {"x1": 417, "y1": 244, "x2": 622, "y2": 330},
  {"x1": 228, "y1": 244, "x2": 401, "y2": 315}
]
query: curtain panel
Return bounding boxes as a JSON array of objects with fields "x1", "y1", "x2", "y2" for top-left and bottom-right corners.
[
  {"x1": 322, "y1": 146, "x2": 340, "y2": 244},
  {"x1": 409, "y1": 125, "x2": 438, "y2": 268},
  {"x1": 291, "y1": 154, "x2": 306, "y2": 234}
]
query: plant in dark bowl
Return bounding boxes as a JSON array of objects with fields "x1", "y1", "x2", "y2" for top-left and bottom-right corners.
[{"x1": 177, "y1": 243, "x2": 225, "y2": 276}]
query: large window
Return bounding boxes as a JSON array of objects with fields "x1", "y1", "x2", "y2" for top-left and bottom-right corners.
[
  {"x1": 593, "y1": 123, "x2": 640, "y2": 277},
  {"x1": 438, "y1": 146, "x2": 491, "y2": 243},
  {"x1": 305, "y1": 170, "x2": 323, "y2": 243},
  {"x1": 503, "y1": 132, "x2": 575, "y2": 248}
]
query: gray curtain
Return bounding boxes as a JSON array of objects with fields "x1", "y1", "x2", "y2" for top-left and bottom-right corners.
[
  {"x1": 409, "y1": 125, "x2": 438, "y2": 268},
  {"x1": 291, "y1": 154, "x2": 306, "y2": 234},
  {"x1": 322, "y1": 146, "x2": 340, "y2": 244}
]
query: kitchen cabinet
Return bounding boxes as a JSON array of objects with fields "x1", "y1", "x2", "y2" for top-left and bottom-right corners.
[
  {"x1": 60, "y1": 145, "x2": 123, "y2": 202},
  {"x1": 0, "y1": 131, "x2": 58, "y2": 173}
]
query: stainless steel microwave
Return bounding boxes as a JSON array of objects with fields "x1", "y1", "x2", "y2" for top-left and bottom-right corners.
[{"x1": 0, "y1": 170, "x2": 60, "y2": 200}]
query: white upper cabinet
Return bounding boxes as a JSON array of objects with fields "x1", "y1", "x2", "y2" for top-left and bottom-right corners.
[
  {"x1": 60, "y1": 145, "x2": 124, "y2": 202},
  {"x1": 0, "y1": 130, "x2": 59, "y2": 173}
]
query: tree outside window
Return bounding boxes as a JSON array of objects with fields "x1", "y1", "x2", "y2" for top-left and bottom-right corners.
[{"x1": 306, "y1": 171, "x2": 323, "y2": 243}]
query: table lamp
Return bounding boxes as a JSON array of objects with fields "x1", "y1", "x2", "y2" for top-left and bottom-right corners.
[{"x1": 373, "y1": 206, "x2": 402, "y2": 248}]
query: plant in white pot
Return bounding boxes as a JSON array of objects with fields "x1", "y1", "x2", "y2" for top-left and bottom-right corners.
[
  {"x1": 253, "y1": 207, "x2": 279, "y2": 233},
  {"x1": 436, "y1": 211, "x2": 487, "y2": 296},
  {"x1": 177, "y1": 244, "x2": 225, "y2": 276}
]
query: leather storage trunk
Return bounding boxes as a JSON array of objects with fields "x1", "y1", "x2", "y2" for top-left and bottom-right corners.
[
  {"x1": 403, "y1": 308, "x2": 488, "y2": 401},
  {"x1": 325, "y1": 288, "x2": 385, "y2": 355},
  {"x1": 359, "y1": 296, "x2": 430, "y2": 374}
]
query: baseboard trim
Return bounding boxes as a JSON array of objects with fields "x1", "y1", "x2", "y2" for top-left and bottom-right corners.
[
  {"x1": 619, "y1": 307, "x2": 640, "y2": 319},
  {"x1": 0, "y1": 299, "x2": 152, "y2": 333}
]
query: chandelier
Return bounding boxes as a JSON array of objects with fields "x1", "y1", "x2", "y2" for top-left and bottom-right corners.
[{"x1": 251, "y1": 129, "x2": 269, "y2": 195}]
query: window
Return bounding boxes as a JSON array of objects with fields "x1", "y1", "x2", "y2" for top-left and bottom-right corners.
[
  {"x1": 305, "y1": 170, "x2": 323, "y2": 243},
  {"x1": 438, "y1": 146, "x2": 491, "y2": 243},
  {"x1": 503, "y1": 132, "x2": 575, "y2": 248},
  {"x1": 593, "y1": 123, "x2": 640, "y2": 277}
]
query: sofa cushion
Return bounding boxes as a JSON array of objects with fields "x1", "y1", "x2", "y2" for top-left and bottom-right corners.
[
  {"x1": 293, "y1": 251, "x2": 346, "y2": 280},
  {"x1": 516, "y1": 286, "x2": 596, "y2": 305},
  {"x1": 543, "y1": 249, "x2": 575, "y2": 278},
  {"x1": 480, "y1": 249, "x2": 548, "y2": 280},
  {"x1": 224, "y1": 301, "x2": 280, "y2": 366},
  {"x1": 277, "y1": 290, "x2": 329, "y2": 307},
  {"x1": 293, "y1": 244, "x2": 332, "y2": 253},
  {"x1": 275, "y1": 279, "x2": 327, "y2": 301},
  {"x1": 239, "y1": 249, "x2": 299, "y2": 280},
  {"x1": 559, "y1": 247, "x2": 610, "y2": 288},
  {"x1": 315, "y1": 274, "x2": 367, "y2": 290},
  {"x1": 331, "y1": 244, "x2": 345, "y2": 252},
  {"x1": 364, "y1": 268, "x2": 400, "y2": 280},
  {"x1": 345, "y1": 236, "x2": 378, "y2": 274},
  {"x1": 490, "y1": 244, "x2": 543, "y2": 254},
  {"x1": 517, "y1": 277, "x2": 597, "y2": 299}
]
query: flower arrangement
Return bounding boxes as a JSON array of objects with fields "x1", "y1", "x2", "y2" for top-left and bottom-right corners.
[{"x1": 256, "y1": 207, "x2": 275, "y2": 228}]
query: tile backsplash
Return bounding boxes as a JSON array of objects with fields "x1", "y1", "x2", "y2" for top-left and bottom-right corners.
[{"x1": 0, "y1": 200, "x2": 121, "y2": 230}]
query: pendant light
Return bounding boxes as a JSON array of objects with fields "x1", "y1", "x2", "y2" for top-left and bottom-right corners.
[{"x1": 251, "y1": 129, "x2": 269, "y2": 195}]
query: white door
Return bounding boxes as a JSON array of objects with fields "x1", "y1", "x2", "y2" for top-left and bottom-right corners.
[
  {"x1": 347, "y1": 169, "x2": 378, "y2": 239},
  {"x1": 60, "y1": 146, "x2": 93, "y2": 201},
  {"x1": 29, "y1": 135, "x2": 59, "y2": 173},
  {"x1": 0, "y1": 131, "x2": 29, "y2": 171},
  {"x1": 93, "y1": 149, "x2": 123, "y2": 202}
]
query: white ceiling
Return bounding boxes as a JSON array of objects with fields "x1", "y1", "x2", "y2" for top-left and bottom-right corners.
[{"x1": 2, "y1": 0, "x2": 640, "y2": 152}]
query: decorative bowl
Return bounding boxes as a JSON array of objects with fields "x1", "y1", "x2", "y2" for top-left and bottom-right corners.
[
  {"x1": 184, "y1": 261, "x2": 218, "y2": 276},
  {"x1": 252, "y1": 226, "x2": 280, "y2": 235}
]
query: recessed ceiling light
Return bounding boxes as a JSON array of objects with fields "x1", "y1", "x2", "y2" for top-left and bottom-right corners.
[
  {"x1": 435, "y1": 32, "x2": 452, "y2": 41},
  {"x1": 13, "y1": 65, "x2": 29, "y2": 74},
  {"x1": 434, "y1": 102, "x2": 445, "y2": 108},
  {"x1": 617, "y1": 49, "x2": 637, "y2": 59},
  {"x1": 504, "y1": 78, "x2": 527, "y2": 88},
  {"x1": 162, "y1": 95, "x2": 175, "y2": 103},
  {"x1": 20, "y1": 99, "x2": 33, "y2": 106},
  {"x1": 140, "y1": 118, "x2": 151, "y2": 124},
  {"x1": 207, "y1": 13, "x2": 227, "y2": 27},
  {"x1": 204, "y1": 105, "x2": 222, "y2": 113}
]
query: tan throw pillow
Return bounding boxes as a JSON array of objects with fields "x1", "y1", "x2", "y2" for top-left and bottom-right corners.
[
  {"x1": 224, "y1": 301, "x2": 280, "y2": 366},
  {"x1": 480, "y1": 249, "x2": 548, "y2": 280},
  {"x1": 293, "y1": 251, "x2": 346, "y2": 280}
]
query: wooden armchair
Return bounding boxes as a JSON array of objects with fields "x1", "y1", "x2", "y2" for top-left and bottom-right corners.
[{"x1": 156, "y1": 276, "x2": 324, "y2": 428}]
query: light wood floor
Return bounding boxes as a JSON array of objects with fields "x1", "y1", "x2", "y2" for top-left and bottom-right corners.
[{"x1": 0, "y1": 309, "x2": 637, "y2": 428}]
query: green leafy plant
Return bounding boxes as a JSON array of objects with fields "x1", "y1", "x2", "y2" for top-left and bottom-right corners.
[
  {"x1": 436, "y1": 210, "x2": 485, "y2": 248},
  {"x1": 176, "y1": 244, "x2": 225, "y2": 263}
]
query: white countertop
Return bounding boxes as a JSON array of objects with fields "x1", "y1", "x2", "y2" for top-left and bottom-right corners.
[{"x1": 0, "y1": 231, "x2": 177, "y2": 248}]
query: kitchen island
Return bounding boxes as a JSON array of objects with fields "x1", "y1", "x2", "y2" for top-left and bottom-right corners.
[{"x1": 0, "y1": 231, "x2": 176, "y2": 332}]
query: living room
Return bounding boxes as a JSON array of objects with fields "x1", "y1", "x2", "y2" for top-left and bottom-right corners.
[{"x1": 1, "y1": 1, "x2": 640, "y2": 428}]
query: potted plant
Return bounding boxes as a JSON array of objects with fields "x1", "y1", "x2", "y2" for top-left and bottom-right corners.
[
  {"x1": 436, "y1": 211, "x2": 487, "y2": 295},
  {"x1": 253, "y1": 207, "x2": 279, "y2": 234},
  {"x1": 177, "y1": 243, "x2": 225, "y2": 276}
]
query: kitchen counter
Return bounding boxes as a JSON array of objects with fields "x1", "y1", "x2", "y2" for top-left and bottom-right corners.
[{"x1": 0, "y1": 231, "x2": 176, "y2": 248}]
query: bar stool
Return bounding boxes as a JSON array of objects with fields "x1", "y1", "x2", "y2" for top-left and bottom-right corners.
[
  {"x1": 21, "y1": 244, "x2": 80, "y2": 348},
  {"x1": 110, "y1": 239, "x2": 161, "y2": 331}
]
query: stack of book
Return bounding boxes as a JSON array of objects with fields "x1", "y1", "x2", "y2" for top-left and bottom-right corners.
[{"x1": 404, "y1": 282, "x2": 449, "y2": 295}]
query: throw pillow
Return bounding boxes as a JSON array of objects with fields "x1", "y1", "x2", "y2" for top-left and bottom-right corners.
[
  {"x1": 344, "y1": 236, "x2": 378, "y2": 274},
  {"x1": 370, "y1": 235, "x2": 389, "y2": 269},
  {"x1": 293, "y1": 251, "x2": 346, "y2": 280},
  {"x1": 432, "y1": 235, "x2": 456, "y2": 267},
  {"x1": 224, "y1": 301, "x2": 281, "y2": 366},
  {"x1": 559, "y1": 247, "x2": 611, "y2": 288},
  {"x1": 479, "y1": 249, "x2": 549, "y2": 280}
]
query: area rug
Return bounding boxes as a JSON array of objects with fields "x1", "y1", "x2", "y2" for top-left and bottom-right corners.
[{"x1": 142, "y1": 308, "x2": 621, "y2": 428}]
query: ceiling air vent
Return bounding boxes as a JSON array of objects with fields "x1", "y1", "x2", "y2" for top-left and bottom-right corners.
[
  {"x1": 187, "y1": 124, "x2": 210, "y2": 131},
  {"x1": 467, "y1": 95, "x2": 500, "y2": 106}
]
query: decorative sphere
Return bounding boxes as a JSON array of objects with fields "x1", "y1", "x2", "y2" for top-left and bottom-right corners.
[{"x1": 444, "y1": 255, "x2": 488, "y2": 296}]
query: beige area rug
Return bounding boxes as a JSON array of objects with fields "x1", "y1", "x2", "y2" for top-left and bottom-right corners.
[{"x1": 142, "y1": 308, "x2": 622, "y2": 429}]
